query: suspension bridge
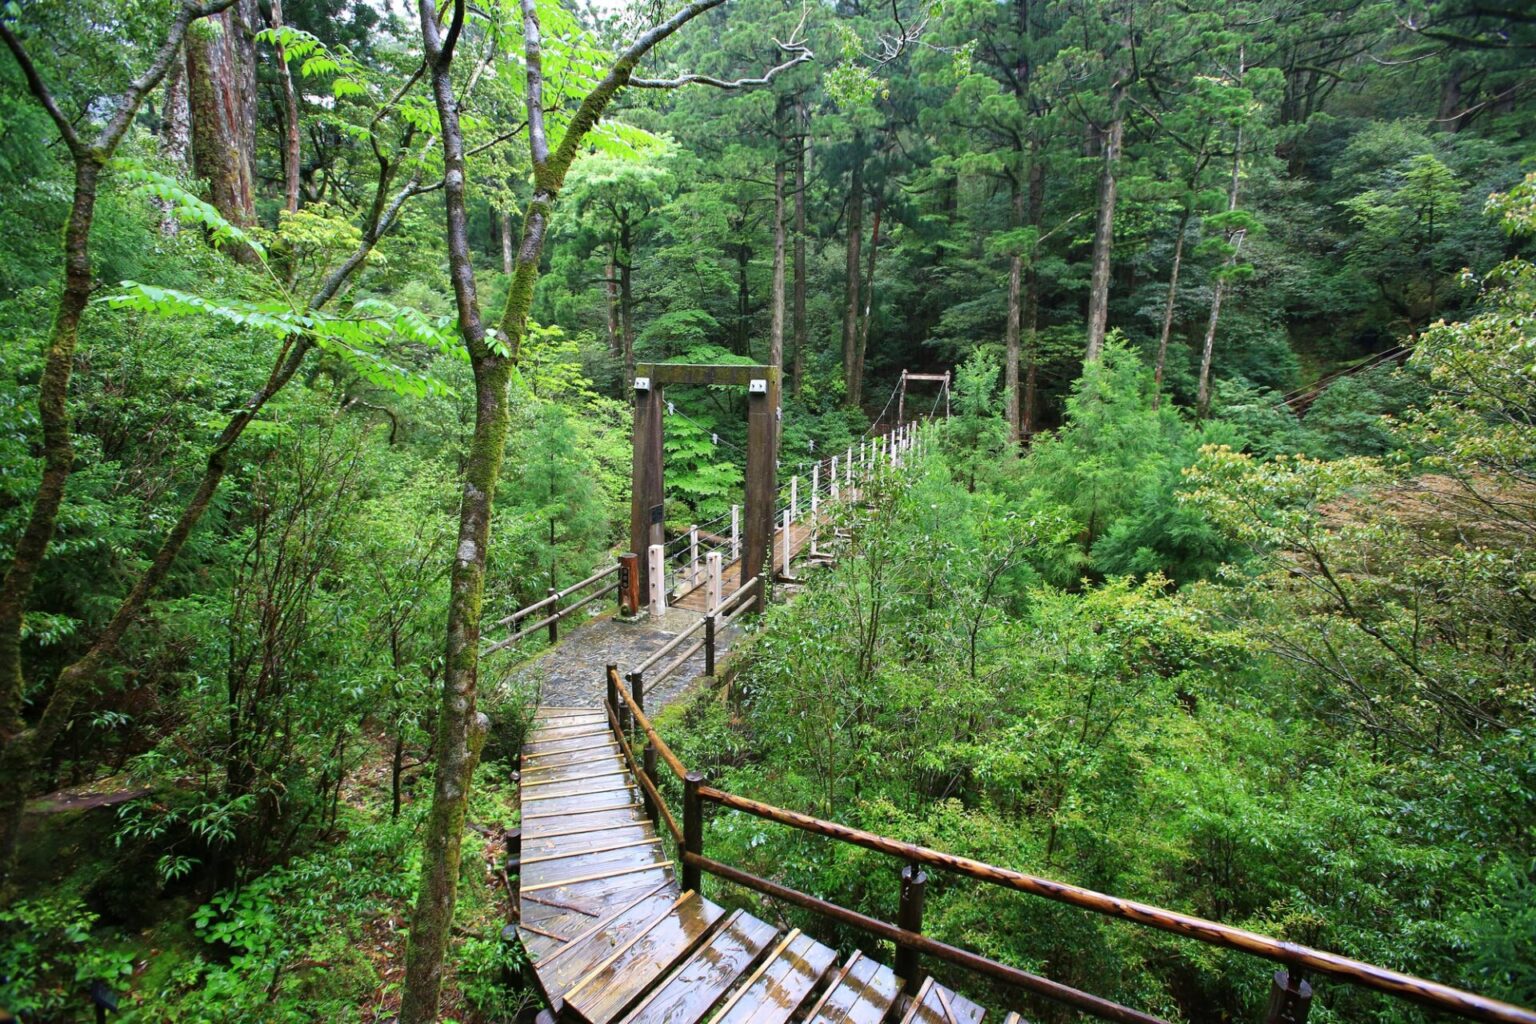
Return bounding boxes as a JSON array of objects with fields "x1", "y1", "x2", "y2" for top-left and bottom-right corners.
[{"x1": 480, "y1": 366, "x2": 1536, "y2": 1024}]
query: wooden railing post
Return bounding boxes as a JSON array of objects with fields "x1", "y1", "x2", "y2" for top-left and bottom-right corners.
[
  {"x1": 619, "y1": 552, "x2": 640, "y2": 615},
  {"x1": 683, "y1": 771, "x2": 705, "y2": 893},
  {"x1": 707, "y1": 551, "x2": 723, "y2": 613},
  {"x1": 547, "y1": 587, "x2": 559, "y2": 643},
  {"x1": 607, "y1": 665, "x2": 625, "y2": 732},
  {"x1": 896, "y1": 863, "x2": 927, "y2": 994},
  {"x1": 1264, "y1": 970, "x2": 1312, "y2": 1024},
  {"x1": 704, "y1": 613, "x2": 717, "y2": 676}
]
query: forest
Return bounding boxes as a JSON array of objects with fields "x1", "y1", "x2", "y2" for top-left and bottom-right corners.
[{"x1": 0, "y1": 0, "x2": 1532, "y2": 1020}]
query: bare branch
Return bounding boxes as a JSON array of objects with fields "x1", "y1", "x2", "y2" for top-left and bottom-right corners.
[{"x1": 629, "y1": 40, "x2": 814, "y2": 89}]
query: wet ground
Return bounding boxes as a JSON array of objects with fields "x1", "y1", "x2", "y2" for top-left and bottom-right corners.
[{"x1": 503, "y1": 606, "x2": 740, "y2": 711}]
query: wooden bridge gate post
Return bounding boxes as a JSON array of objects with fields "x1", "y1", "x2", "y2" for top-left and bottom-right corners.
[{"x1": 630, "y1": 364, "x2": 778, "y2": 613}]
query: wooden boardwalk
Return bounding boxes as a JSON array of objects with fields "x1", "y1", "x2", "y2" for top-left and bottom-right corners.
[{"x1": 517, "y1": 707, "x2": 1009, "y2": 1024}]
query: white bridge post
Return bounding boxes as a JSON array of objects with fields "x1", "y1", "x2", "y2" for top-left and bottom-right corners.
[
  {"x1": 831, "y1": 456, "x2": 840, "y2": 500},
  {"x1": 730, "y1": 504, "x2": 740, "y2": 562},
  {"x1": 648, "y1": 543, "x2": 667, "y2": 618},
  {"x1": 791, "y1": 475, "x2": 799, "y2": 523},
  {"x1": 781, "y1": 508, "x2": 792, "y2": 577},
  {"x1": 706, "y1": 551, "x2": 723, "y2": 613},
  {"x1": 689, "y1": 525, "x2": 700, "y2": 586}
]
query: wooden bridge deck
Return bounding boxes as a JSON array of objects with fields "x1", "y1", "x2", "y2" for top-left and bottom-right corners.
[
  {"x1": 517, "y1": 706, "x2": 1007, "y2": 1024},
  {"x1": 672, "y1": 520, "x2": 823, "y2": 613}
]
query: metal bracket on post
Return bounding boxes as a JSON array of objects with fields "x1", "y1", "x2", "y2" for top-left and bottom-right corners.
[
  {"x1": 1264, "y1": 970, "x2": 1313, "y2": 1024},
  {"x1": 895, "y1": 863, "x2": 927, "y2": 994},
  {"x1": 647, "y1": 543, "x2": 666, "y2": 618}
]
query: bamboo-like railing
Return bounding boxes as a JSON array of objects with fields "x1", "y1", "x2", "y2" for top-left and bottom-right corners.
[
  {"x1": 485, "y1": 563, "x2": 621, "y2": 654},
  {"x1": 598, "y1": 664, "x2": 1536, "y2": 1024}
]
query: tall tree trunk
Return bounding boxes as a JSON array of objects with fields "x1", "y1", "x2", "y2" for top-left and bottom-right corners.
[
  {"x1": 268, "y1": 0, "x2": 301, "y2": 214},
  {"x1": 1197, "y1": 123, "x2": 1245, "y2": 420},
  {"x1": 502, "y1": 210, "x2": 515, "y2": 275},
  {"x1": 843, "y1": 132, "x2": 864, "y2": 407},
  {"x1": 736, "y1": 242, "x2": 750, "y2": 356},
  {"x1": 1084, "y1": 83, "x2": 1124, "y2": 363},
  {"x1": 791, "y1": 97, "x2": 807, "y2": 397},
  {"x1": 159, "y1": 60, "x2": 192, "y2": 235},
  {"x1": 1023, "y1": 152, "x2": 1043, "y2": 438},
  {"x1": 1005, "y1": 172, "x2": 1023, "y2": 441},
  {"x1": 620, "y1": 218, "x2": 636, "y2": 383},
  {"x1": 605, "y1": 254, "x2": 622, "y2": 359},
  {"x1": 185, "y1": 0, "x2": 259, "y2": 237},
  {"x1": 770, "y1": 99, "x2": 786, "y2": 426},
  {"x1": 852, "y1": 197, "x2": 881, "y2": 408},
  {"x1": 400, "y1": 3, "x2": 503, "y2": 1018},
  {"x1": 1153, "y1": 203, "x2": 1191, "y2": 408}
]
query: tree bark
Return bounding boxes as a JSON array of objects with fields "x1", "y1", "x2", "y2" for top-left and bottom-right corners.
[
  {"x1": 605, "y1": 254, "x2": 622, "y2": 359},
  {"x1": 843, "y1": 132, "x2": 864, "y2": 407},
  {"x1": 185, "y1": 0, "x2": 259, "y2": 235},
  {"x1": 791, "y1": 97, "x2": 807, "y2": 396},
  {"x1": 1023, "y1": 152, "x2": 1042, "y2": 438},
  {"x1": 1153, "y1": 203, "x2": 1190, "y2": 408},
  {"x1": 268, "y1": 0, "x2": 301, "y2": 214},
  {"x1": 399, "y1": 2, "x2": 504, "y2": 1014},
  {"x1": 770, "y1": 98, "x2": 787, "y2": 426},
  {"x1": 1197, "y1": 122, "x2": 1245, "y2": 420},
  {"x1": 1083, "y1": 83, "x2": 1124, "y2": 363},
  {"x1": 852, "y1": 196, "x2": 881, "y2": 409},
  {"x1": 619, "y1": 217, "x2": 637, "y2": 383},
  {"x1": 159, "y1": 59, "x2": 192, "y2": 235},
  {"x1": 502, "y1": 209, "x2": 515, "y2": 276},
  {"x1": 1005, "y1": 173, "x2": 1023, "y2": 441}
]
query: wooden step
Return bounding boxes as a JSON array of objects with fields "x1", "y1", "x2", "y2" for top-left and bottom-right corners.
[
  {"x1": 899, "y1": 978, "x2": 986, "y2": 1024},
  {"x1": 536, "y1": 883, "x2": 684, "y2": 995},
  {"x1": 616, "y1": 909, "x2": 779, "y2": 1024},
  {"x1": 706, "y1": 928, "x2": 840, "y2": 1024},
  {"x1": 522, "y1": 741, "x2": 622, "y2": 768},
  {"x1": 563, "y1": 891, "x2": 725, "y2": 1024},
  {"x1": 802, "y1": 952, "x2": 901, "y2": 1024}
]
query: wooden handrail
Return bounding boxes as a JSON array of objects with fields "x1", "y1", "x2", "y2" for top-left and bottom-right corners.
[
  {"x1": 609, "y1": 666, "x2": 687, "y2": 780},
  {"x1": 698, "y1": 786, "x2": 1536, "y2": 1024},
  {"x1": 493, "y1": 563, "x2": 619, "y2": 628},
  {"x1": 687, "y1": 853, "x2": 1169, "y2": 1024},
  {"x1": 633, "y1": 614, "x2": 707, "y2": 675},
  {"x1": 604, "y1": 698, "x2": 681, "y2": 842}
]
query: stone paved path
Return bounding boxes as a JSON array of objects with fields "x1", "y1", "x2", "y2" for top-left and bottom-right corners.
[{"x1": 509, "y1": 607, "x2": 739, "y2": 712}]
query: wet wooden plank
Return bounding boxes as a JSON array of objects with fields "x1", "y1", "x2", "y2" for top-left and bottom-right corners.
[
  {"x1": 708, "y1": 930, "x2": 839, "y2": 1024},
  {"x1": 527, "y1": 724, "x2": 609, "y2": 742},
  {"x1": 899, "y1": 978, "x2": 985, "y2": 1024},
  {"x1": 523, "y1": 843, "x2": 668, "y2": 888},
  {"x1": 521, "y1": 875, "x2": 674, "y2": 944},
  {"x1": 522, "y1": 761, "x2": 629, "y2": 784},
  {"x1": 527, "y1": 726, "x2": 615, "y2": 748},
  {"x1": 564, "y1": 891, "x2": 725, "y2": 1024},
  {"x1": 523, "y1": 805, "x2": 650, "y2": 835},
  {"x1": 524, "y1": 859, "x2": 674, "y2": 894},
  {"x1": 803, "y1": 952, "x2": 900, "y2": 1024},
  {"x1": 537, "y1": 885, "x2": 685, "y2": 994},
  {"x1": 618, "y1": 909, "x2": 778, "y2": 1024},
  {"x1": 524, "y1": 775, "x2": 640, "y2": 801},
  {"x1": 521, "y1": 745, "x2": 624, "y2": 772},
  {"x1": 524, "y1": 821, "x2": 655, "y2": 854},
  {"x1": 525, "y1": 730, "x2": 618, "y2": 755},
  {"x1": 522, "y1": 801, "x2": 646, "y2": 824},
  {"x1": 523, "y1": 786, "x2": 640, "y2": 814},
  {"x1": 523, "y1": 837, "x2": 662, "y2": 867}
]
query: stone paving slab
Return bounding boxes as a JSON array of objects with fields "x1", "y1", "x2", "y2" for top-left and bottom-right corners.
[{"x1": 508, "y1": 607, "x2": 739, "y2": 712}]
